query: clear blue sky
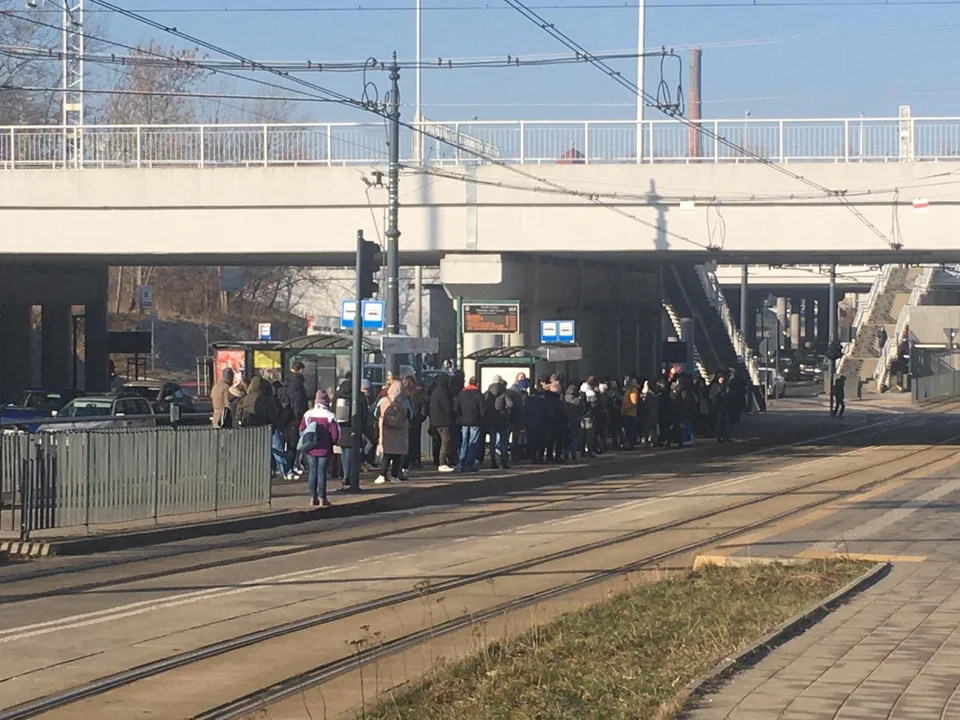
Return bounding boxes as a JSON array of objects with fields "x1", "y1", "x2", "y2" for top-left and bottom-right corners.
[{"x1": 98, "y1": 1, "x2": 960, "y2": 122}]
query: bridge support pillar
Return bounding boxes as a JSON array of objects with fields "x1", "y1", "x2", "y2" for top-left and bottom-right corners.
[
  {"x1": 801, "y1": 297, "x2": 816, "y2": 349},
  {"x1": 816, "y1": 291, "x2": 831, "y2": 348},
  {"x1": 84, "y1": 267, "x2": 110, "y2": 393},
  {"x1": 789, "y1": 298, "x2": 802, "y2": 350},
  {"x1": 41, "y1": 303, "x2": 72, "y2": 389},
  {"x1": 0, "y1": 303, "x2": 33, "y2": 403}
]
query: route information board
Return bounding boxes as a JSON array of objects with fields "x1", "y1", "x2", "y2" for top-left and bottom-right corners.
[{"x1": 462, "y1": 302, "x2": 520, "y2": 334}]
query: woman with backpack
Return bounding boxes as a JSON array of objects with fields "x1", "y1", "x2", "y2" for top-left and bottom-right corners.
[
  {"x1": 374, "y1": 379, "x2": 414, "y2": 484},
  {"x1": 298, "y1": 390, "x2": 340, "y2": 507}
]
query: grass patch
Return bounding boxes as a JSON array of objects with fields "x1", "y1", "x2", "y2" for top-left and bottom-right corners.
[{"x1": 364, "y1": 560, "x2": 872, "y2": 720}]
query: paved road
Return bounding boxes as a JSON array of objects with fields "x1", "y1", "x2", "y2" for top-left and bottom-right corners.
[
  {"x1": 0, "y1": 398, "x2": 941, "y2": 719},
  {"x1": 688, "y1": 406, "x2": 960, "y2": 720}
]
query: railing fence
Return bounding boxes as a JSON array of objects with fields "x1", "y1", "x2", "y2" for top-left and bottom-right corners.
[
  {"x1": 1, "y1": 426, "x2": 271, "y2": 540},
  {"x1": 4, "y1": 117, "x2": 960, "y2": 169}
]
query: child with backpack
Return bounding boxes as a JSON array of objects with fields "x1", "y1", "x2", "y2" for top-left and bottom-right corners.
[{"x1": 298, "y1": 390, "x2": 341, "y2": 507}]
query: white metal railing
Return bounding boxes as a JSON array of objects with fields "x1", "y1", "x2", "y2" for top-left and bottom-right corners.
[
  {"x1": 695, "y1": 265, "x2": 762, "y2": 387},
  {"x1": 851, "y1": 266, "x2": 891, "y2": 340},
  {"x1": 662, "y1": 301, "x2": 709, "y2": 381},
  {"x1": 5, "y1": 116, "x2": 960, "y2": 169},
  {"x1": 875, "y1": 266, "x2": 935, "y2": 390}
]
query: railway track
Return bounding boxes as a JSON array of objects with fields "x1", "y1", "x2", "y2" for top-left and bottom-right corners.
[{"x1": 1, "y1": 413, "x2": 956, "y2": 720}]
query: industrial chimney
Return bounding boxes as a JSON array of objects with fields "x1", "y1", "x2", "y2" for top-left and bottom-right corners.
[{"x1": 688, "y1": 48, "x2": 702, "y2": 160}]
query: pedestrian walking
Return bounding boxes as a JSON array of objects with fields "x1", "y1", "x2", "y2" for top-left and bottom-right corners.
[
  {"x1": 298, "y1": 390, "x2": 340, "y2": 507},
  {"x1": 832, "y1": 374, "x2": 846, "y2": 418}
]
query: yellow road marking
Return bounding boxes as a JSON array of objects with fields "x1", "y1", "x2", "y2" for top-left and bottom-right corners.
[{"x1": 796, "y1": 552, "x2": 926, "y2": 563}]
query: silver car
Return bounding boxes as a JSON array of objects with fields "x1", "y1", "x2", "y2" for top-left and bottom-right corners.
[{"x1": 38, "y1": 395, "x2": 156, "y2": 432}]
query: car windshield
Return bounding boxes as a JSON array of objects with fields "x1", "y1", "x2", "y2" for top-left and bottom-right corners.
[
  {"x1": 121, "y1": 386, "x2": 159, "y2": 399},
  {"x1": 24, "y1": 392, "x2": 63, "y2": 411},
  {"x1": 63, "y1": 400, "x2": 113, "y2": 418}
]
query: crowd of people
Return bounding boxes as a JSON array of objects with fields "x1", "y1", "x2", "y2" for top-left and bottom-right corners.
[{"x1": 210, "y1": 361, "x2": 755, "y2": 506}]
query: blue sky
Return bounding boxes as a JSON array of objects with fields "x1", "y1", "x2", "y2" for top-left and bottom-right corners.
[{"x1": 96, "y1": 1, "x2": 960, "y2": 122}]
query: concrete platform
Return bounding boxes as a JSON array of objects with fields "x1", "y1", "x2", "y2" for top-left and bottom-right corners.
[{"x1": 687, "y1": 431, "x2": 960, "y2": 720}]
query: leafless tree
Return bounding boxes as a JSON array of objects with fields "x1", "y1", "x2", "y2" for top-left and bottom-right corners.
[{"x1": 0, "y1": 2, "x2": 61, "y2": 124}]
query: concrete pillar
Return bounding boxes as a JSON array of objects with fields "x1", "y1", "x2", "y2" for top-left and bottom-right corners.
[
  {"x1": 801, "y1": 298, "x2": 816, "y2": 349},
  {"x1": 84, "y1": 290, "x2": 110, "y2": 393},
  {"x1": 789, "y1": 298, "x2": 802, "y2": 349},
  {"x1": 41, "y1": 303, "x2": 72, "y2": 388},
  {"x1": 776, "y1": 297, "x2": 787, "y2": 346},
  {"x1": 816, "y1": 292, "x2": 830, "y2": 347},
  {"x1": 427, "y1": 286, "x2": 457, "y2": 364},
  {"x1": 0, "y1": 303, "x2": 33, "y2": 403}
]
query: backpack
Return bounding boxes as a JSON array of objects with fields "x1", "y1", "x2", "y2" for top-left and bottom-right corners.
[
  {"x1": 298, "y1": 418, "x2": 332, "y2": 453},
  {"x1": 494, "y1": 392, "x2": 513, "y2": 417},
  {"x1": 382, "y1": 401, "x2": 407, "y2": 431}
]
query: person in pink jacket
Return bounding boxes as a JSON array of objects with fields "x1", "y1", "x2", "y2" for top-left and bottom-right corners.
[{"x1": 299, "y1": 390, "x2": 340, "y2": 507}]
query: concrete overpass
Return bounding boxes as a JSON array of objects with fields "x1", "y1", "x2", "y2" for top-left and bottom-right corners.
[{"x1": 1, "y1": 118, "x2": 959, "y2": 265}]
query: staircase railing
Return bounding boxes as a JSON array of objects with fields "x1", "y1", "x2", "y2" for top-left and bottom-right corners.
[
  {"x1": 662, "y1": 301, "x2": 710, "y2": 381},
  {"x1": 875, "y1": 265, "x2": 934, "y2": 390},
  {"x1": 694, "y1": 265, "x2": 762, "y2": 386}
]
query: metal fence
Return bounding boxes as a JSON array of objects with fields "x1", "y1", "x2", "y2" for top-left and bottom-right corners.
[
  {"x1": 4, "y1": 117, "x2": 960, "y2": 169},
  {"x1": 2, "y1": 426, "x2": 271, "y2": 538},
  {"x1": 913, "y1": 370, "x2": 960, "y2": 402}
]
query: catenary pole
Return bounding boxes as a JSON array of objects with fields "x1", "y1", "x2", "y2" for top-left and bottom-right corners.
[{"x1": 385, "y1": 52, "x2": 401, "y2": 376}]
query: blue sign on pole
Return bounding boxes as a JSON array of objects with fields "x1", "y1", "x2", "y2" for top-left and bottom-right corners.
[
  {"x1": 541, "y1": 320, "x2": 576, "y2": 344},
  {"x1": 341, "y1": 300, "x2": 386, "y2": 332}
]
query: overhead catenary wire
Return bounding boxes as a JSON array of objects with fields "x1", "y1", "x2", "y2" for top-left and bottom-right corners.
[
  {"x1": 500, "y1": 0, "x2": 901, "y2": 250},
  {"x1": 79, "y1": 0, "x2": 710, "y2": 250}
]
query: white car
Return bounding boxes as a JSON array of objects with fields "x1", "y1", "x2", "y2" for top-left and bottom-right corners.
[
  {"x1": 37, "y1": 395, "x2": 156, "y2": 432},
  {"x1": 757, "y1": 367, "x2": 786, "y2": 399}
]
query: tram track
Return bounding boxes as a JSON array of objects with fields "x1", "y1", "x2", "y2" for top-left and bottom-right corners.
[
  {"x1": 1, "y1": 416, "x2": 956, "y2": 720},
  {"x1": 0, "y1": 415, "x2": 901, "y2": 605}
]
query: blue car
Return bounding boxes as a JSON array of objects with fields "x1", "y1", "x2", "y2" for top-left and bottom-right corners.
[{"x1": 0, "y1": 388, "x2": 85, "y2": 432}]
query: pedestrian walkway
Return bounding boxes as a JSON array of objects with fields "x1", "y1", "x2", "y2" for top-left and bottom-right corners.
[{"x1": 687, "y1": 446, "x2": 960, "y2": 719}]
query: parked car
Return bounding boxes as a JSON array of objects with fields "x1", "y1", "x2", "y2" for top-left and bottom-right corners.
[
  {"x1": 37, "y1": 395, "x2": 156, "y2": 432},
  {"x1": 757, "y1": 367, "x2": 786, "y2": 399},
  {"x1": 117, "y1": 381, "x2": 197, "y2": 422},
  {"x1": 0, "y1": 388, "x2": 85, "y2": 432}
]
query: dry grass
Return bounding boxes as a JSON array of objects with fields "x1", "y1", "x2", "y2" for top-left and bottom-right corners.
[{"x1": 362, "y1": 560, "x2": 871, "y2": 720}]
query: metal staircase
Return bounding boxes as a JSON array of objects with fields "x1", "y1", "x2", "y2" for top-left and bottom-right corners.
[{"x1": 875, "y1": 266, "x2": 934, "y2": 390}]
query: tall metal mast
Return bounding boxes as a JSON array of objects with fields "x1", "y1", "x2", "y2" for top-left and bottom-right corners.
[{"x1": 29, "y1": 0, "x2": 84, "y2": 166}]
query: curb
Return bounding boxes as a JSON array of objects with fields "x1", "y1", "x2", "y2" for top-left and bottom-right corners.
[{"x1": 677, "y1": 561, "x2": 892, "y2": 715}]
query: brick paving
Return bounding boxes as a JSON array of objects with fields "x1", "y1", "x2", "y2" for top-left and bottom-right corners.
[{"x1": 688, "y1": 460, "x2": 960, "y2": 720}]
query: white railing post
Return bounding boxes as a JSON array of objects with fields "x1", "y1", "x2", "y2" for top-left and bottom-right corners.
[
  {"x1": 778, "y1": 120, "x2": 784, "y2": 163},
  {"x1": 326, "y1": 124, "x2": 333, "y2": 166},
  {"x1": 199, "y1": 125, "x2": 205, "y2": 169},
  {"x1": 714, "y1": 121, "x2": 720, "y2": 162},
  {"x1": 843, "y1": 119, "x2": 850, "y2": 162},
  {"x1": 584, "y1": 121, "x2": 590, "y2": 164},
  {"x1": 9, "y1": 127, "x2": 14, "y2": 170},
  {"x1": 648, "y1": 121, "x2": 654, "y2": 163},
  {"x1": 263, "y1": 125, "x2": 269, "y2": 167},
  {"x1": 519, "y1": 121, "x2": 525, "y2": 163},
  {"x1": 136, "y1": 126, "x2": 142, "y2": 168},
  {"x1": 455, "y1": 123, "x2": 461, "y2": 164}
]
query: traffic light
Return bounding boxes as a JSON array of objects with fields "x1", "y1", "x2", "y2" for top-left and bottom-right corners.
[
  {"x1": 826, "y1": 340, "x2": 843, "y2": 361},
  {"x1": 358, "y1": 239, "x2": 381, "y2": 300}
]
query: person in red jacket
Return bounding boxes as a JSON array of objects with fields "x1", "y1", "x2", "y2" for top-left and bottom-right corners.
[{"x1": 299, "y1": 390, "x2": 340, "y2": 507}]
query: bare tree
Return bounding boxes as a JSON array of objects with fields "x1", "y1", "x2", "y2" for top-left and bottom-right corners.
[{"x1": 0, "y1": 2, "x2": 61, "y2": 124}]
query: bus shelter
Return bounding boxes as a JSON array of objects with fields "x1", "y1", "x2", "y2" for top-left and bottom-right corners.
[{"x1": 466, "y1": 345, "x2": 583, "y2": 392}]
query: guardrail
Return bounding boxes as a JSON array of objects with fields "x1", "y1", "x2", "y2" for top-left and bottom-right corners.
[
  {"x1": 3, "y1": 425, "x2": 271, "y2": 539},
  {"x1": 695, "y1": 265, "x2": 762, "y2": 387},
  {"x1": 875, "y1": 266, "x2": 935, "y2": 390},
  {"x1": 6, "y1": 117, "x2": 960, "y2": 168},
  {"x1": 914, "y1": 369, "x2": 960, "y2": 402}
]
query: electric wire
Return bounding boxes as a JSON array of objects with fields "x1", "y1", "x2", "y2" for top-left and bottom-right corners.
[
  {"x1": 501, "y1": 0, "x2": 901, "y2": 249},
  {"x1": 81, "y1": 0, "x2": 710, "y2": 250}
]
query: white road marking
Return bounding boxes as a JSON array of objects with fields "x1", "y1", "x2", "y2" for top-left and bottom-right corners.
[{"x1": 805, "y1": 479, "x2": 960, "y2": 555}]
